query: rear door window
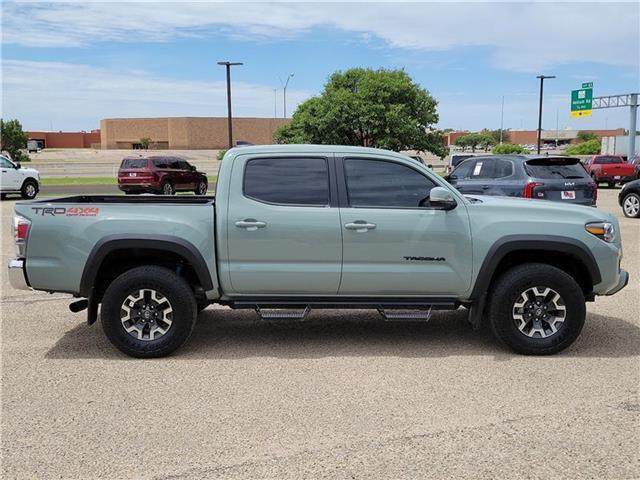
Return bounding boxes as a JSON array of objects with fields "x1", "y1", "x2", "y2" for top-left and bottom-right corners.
[
  {"x1": 152, "y1": 158, "x2": 168, "y2": 169},
  {"x1": 244, "y1": 157, "x2": 329, "y2": 206},
  {"x1": 120, "y1": 158, "x2": 148, "y2": 169},
  {"x1": 525, "y1": 158, "x2": 589, "y2": 179}
]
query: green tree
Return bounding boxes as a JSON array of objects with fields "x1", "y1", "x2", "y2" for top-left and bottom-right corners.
[
  {"x1": 478, "y1": 132, "x2": 496, "y2": 151},
  {"x1": 492, "y1": 143, "x2": 527, "y2": 154},
  {"x1": 488, "y1": 128, "x2": 510, "y2": 144},
  {"x1": 140, "y1": 137, "x2": 152, "y2": 150},
  {"x1": 577, "y1": 131, "x2": 598, "y2": 143},
  {"x1": 455, "y1": 133, "x2": 487, "y2": 152},
  {"x1": 0, "y1": 119, "x2": 30, "y2": 162},
  {"x1": 565, "y1": 139, "x2": 600, "y2": 155},
  {"x1": 216, "y1": 149, "x2": 227, "y2": 161},
  {"x1": 274, "y1": 68, "x2": 447, "y2": 157}
]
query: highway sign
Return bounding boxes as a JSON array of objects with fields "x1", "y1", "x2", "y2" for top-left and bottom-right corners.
[{"x1": 571, "y1": 83, "x2": 593, "y2": 118}]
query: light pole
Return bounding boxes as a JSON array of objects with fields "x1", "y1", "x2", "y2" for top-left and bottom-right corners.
[
  {"x1": 282, "y1": 73, "x2": 294, "y2": 118},
  {"x1": 217, "y1": 61, "x2": 243, "y2": 149},
  {"x1": 536, "y1": 74, "x2": 555, "y2": 154},
  {"x1": 499, "y1": 95, "x2": 505, "y2": 144},
  {"x1": 273, "y1": 89, "x2": 277, "y2": 118}
]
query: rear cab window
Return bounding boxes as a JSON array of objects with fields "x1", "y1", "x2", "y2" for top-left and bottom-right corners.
[
  {"x1": 120, "y1": 158, "x2": 148, "y2": 169},
  {"x1": 525, "y1": 157, "x2": 589, "y2": 179},
  {"x1": 594, "y1": 156, "x2": 624, "y2": 165},
  {"x1": 243, "y1": 157, "x2": 329, "y2": 206}
]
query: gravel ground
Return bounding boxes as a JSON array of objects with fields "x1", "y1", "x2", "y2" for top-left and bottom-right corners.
[{"x1": 1, "y1": 189, "x2": 638, "y2": 479}]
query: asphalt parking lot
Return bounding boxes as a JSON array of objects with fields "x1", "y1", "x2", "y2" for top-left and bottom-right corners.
[{"x1": 1, "y1": 189, "x2": 638, "y2": 479}]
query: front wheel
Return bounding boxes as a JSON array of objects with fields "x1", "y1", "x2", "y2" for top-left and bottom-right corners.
[
  {"x1": 487, "y1": 263, "x2": 585, "y2": 355},
  {"x1": 194, "y1": 179, "x2": 208, "y2": 195},
  {"x1": 101, "y1": 266, "x2": 197, "y2": 358},
  {"x1": 622, "y1": 192, "x2": 640, "y2": 218},
  {"x1": 21, "y1": 180, "x2": 38, "y2": 199}
]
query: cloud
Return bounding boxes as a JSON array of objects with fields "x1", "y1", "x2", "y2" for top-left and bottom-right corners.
[
  {"x1": 1, "y1": 60, "x2": 311, "y2": 130},
  {"x1": 2, "y1": 2, "x2": 639, "y2": 72}
]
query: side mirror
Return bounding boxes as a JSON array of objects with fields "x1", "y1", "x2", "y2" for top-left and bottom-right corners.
[
  {"x1": 15, "y1": 162, "x2": 21, "y2": 169},
  {"x1": 190, "y1": 165, "x2": 196, "y2": 172},
  {"x1": 429, "y1": 186, "x2": 457, "y2": 210}
]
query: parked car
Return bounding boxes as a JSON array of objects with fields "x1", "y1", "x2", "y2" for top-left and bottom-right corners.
[
  {"x1": 0, "y1": 154, "x2": 40, "y2": 199},
  {"x1": 446, "y1": 153, "x2": 479, "y2": 173},
  {"x1": 629, "y1": 153, "x2": 640, "y2": 176},
  {"x1": 445, "y1": 155, "x2": 597, "y2": 206},
  {"x1": 27, "y1": 140, "x2": 40, "y2": 153},
  {"x1": 585, "y1": 155, "x2": 636, "y2": 188},
  {"x1": 618, "y1": 179, "x2": 640, "y2": 218},
  {"x1": 117, "y1": 155, "x2": 208, "y2": 195},
  {"x1": 9, "y1": 145, "x2": 627, "y2": 358}
]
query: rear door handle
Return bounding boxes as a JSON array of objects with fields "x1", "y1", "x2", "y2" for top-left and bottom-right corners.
[
  {"x1": 481, "y1": 185, "x2": 490, "y2": 190},
  {"x1": 345, "y1": 221, "x2": 377, "y2": 233},
  {"x1": 235, "y1": 219, "x2": 267, "y2": 231}
]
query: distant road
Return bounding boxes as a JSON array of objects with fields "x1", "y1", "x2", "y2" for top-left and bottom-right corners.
[{"x1": 40, "y1": 184, "x2": 120, "y2": 196}]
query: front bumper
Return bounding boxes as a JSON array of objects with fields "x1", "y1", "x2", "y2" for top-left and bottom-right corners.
[
  {"x1": 8, "y1": 259, "x2": 31, "y2": 291},
  {"x1": 605, "y1": 269, "x2": 629, "y2": 296}
]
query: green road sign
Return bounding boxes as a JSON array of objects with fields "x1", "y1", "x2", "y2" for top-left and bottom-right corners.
[{"x1": 571, "y1": 83, "x2": 593, "y2": 118}]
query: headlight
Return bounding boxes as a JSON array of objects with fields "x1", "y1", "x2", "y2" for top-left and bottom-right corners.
[{"x1": 585, "y1": 222, "x2": 615, "y2": 243}]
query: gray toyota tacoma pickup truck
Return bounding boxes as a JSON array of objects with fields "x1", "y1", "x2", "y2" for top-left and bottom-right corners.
[{"x1": 9, "y1": 145, "x2": 628, "y2": 357}]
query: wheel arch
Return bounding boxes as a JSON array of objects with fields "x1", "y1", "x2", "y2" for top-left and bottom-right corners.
[
  {"x1": 471, "y1": 235, "x2": 601, "y2": 302},
  {"x1": 79, "y1": 235, "x2": 214, "y2": 300}
]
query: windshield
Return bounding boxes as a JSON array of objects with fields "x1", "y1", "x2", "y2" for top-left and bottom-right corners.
[{"x1": 525, "y1": 158, "x2": 589, "y2": 180}]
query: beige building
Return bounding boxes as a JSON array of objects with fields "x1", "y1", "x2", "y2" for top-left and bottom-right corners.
[{"x1": 100, "y1": 117, "x2": 289, "y2": 150}]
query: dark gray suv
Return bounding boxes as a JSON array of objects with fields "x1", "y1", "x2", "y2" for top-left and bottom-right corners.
[{"x1": 445, "y1": 155, "x2": 597, "y2": 206}]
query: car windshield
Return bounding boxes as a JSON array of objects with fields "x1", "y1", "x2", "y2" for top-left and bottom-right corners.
[
  {"x1": 525, "y1": 158, "x2": 589, "y2": 180},
  {"x1": 121, "y1": 158, "x2": 148, "y2": 169}
]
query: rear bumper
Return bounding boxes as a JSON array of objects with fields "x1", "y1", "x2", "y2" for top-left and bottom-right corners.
[
  {"x1": 8, "y1": 259, "x2": 31, "y2": 291},
  {"x1": 595, "y1": 175, "x2": 636, "y2": 183},
  {"x1": 604, "y1": 269, "x2": 629, "y2": 296},
  {"x1": 118, "y1": 182, "x2": 159, "y2": 192}
]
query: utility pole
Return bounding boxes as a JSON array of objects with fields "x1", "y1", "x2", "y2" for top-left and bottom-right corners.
[
  {"x1": 282, "y1": 73, "x2": 294, "y2": 118},
  {"x1": 536, "y1": 75, "x2": 556, "y2": 154},
  {"x1": 499, "y1": 95, "x2": 505, "y2": 144},
  {"x1": 629, "y1": 93, "x2": 638, "y2": 161},
  {"x1": 217, "y1": 61, "x2": 243, "y2": 149},
  {"x1": 555, "y1": 109, "x2": 559, "y2": 147}
]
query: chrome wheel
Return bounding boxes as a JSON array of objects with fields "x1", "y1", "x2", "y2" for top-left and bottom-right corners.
[
  {"x1": 512, "y1": 286, "x2": 566, "y2": 338},
  {"x1": 623, "y1": 194, "x2": 640, "y2": 217},
  {"x1": 163, "y1": 182, "x2": 173, "y2": 195},
  {"x1": 196, "y1": 181, "x2": 207, "y2": 195},
  {"x1": 24, "y1": 183, "x2": 37, "y2": 198},
  {"x1": 120, "y1": 289, "x2": 173, "y2": 341}
]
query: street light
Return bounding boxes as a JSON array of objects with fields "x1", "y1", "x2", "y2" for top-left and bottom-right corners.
[
  {"x1": 536, "y1": 74, "x2": 556, "y2": 154},
  {"x1": 282, "y1": 73, "x2": 294, "y2": 118},
  {"x1": 217, "y1": 61, "x2": 243, "y2": 149}
]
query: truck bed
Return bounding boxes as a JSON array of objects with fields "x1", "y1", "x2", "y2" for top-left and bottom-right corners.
[{"x1": 28, "y1": 195, "x2": 215, "y2": 205}]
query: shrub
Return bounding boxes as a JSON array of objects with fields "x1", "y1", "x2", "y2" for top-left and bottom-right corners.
[
  {"x1": 216, "y1": 149, "x2": 227, "y2": 161},
  {"x1": 492, "y1": 143, "x2": 527, "y2": 154},
  {"x1": 565, "y1": 139, "x2": 600, "y2": 155}
]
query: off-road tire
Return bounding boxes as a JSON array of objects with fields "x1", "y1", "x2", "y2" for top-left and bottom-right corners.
[
  {"x1": 487, "y1": 263, "x2": 585, "y2": 355},
  {"x1": 21, "y1": 179, "x2": 38, "y2": 199},
  {"x1": 101, "y1": 266, "x2": 197, "y2": 358}
]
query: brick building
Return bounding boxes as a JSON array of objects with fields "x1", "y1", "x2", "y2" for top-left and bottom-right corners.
[
  {"x1": 99, "y1": 117, "x2": 289, "y2": 149},
  {"x1": 27, "y1": 130, "x2": 101, "y2": 149}
]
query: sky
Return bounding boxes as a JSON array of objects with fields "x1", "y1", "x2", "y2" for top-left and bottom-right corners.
[{"x1": 2, "y1": 1, "x2": 639, "y2": 133}]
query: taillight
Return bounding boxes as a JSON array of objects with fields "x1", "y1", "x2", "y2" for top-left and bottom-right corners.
[
  {"x1": 523, "y1": 182, "x2": 544, "y2": 198},
  {"x1": 591, "y1": 183, "x2": 598, "y2": 204},
  {"x1": 14, "y1": 214, "x2": 31, "y2": 258}
]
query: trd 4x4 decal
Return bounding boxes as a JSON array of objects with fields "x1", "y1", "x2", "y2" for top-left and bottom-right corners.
[{"x1": 32, "y1": 207, "x2": 100, "y2": 217}]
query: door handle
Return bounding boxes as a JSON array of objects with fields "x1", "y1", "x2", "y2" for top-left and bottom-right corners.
[
  {"x1": 345, "y1": 221, "x2": 377, "y2": 233},
  {"x1": 235, "y1": 219, "x2": 267, "y2": 231},
  {"x1": 481, "y1": 185, "x2": 490, "y2": 190}
]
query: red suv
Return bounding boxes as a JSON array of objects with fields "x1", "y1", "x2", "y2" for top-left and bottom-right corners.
[{"x1": 117, "y1": 156, "x2": 208, "y2": 195}]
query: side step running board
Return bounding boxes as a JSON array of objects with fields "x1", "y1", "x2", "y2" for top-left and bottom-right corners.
[
  {"x1": 256, "y1": 306, "x2": 311, "y2": 321},
  {"x1": 378, "y1": 307, "x2": 432, "y2": 322}
]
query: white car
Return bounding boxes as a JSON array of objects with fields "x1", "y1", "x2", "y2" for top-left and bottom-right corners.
[{"x1": 0, "y1": 154, "x2": 40, "y2": 199}]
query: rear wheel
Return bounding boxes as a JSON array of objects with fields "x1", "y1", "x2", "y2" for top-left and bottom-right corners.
[
  {"x1": 101, "y1": 266, "x2": 197, "y2": 358},
  {"x1": 161, "y1": 181, "x2": 175, "y2": 195},
  {"x1": 488, "y1": 263, "x2": 585, "y2": 355},
  {"x1": 607, "y1": 181, "x2": 616, "y2": 189},
  {"x1": 622, "y1": 192, "x2": 640, "y2": 218},
  {"x1": 21, "y1": 179, "x2": 38, "y2": 199}
]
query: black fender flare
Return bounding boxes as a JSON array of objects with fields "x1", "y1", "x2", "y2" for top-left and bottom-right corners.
[
  {"x1": 467, "y1": 235, "x2": 601, "y2": 329},
  {"x1": 79, "y1": 234, "x2": 214, "y2": 297}
]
